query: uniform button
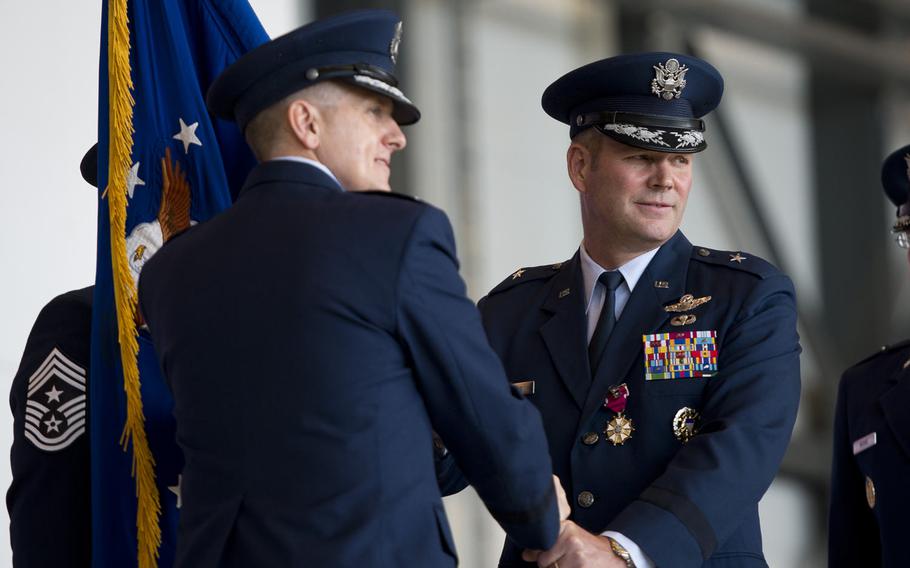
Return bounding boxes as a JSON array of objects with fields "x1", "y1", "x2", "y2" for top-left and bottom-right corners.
[
  {"x1": 698, "y1": 248, "x2": 710, "y2": 257},
  {"x1": 582, "y1": 432, "x2": 600, "y2": 445},
  {"x1": 577, "y1": 491, "x2": 595, "y2": 508}
]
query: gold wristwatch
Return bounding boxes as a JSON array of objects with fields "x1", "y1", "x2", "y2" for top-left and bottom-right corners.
[{"x1": 606, "y1": 536, "x2": 636, "y2": 568}]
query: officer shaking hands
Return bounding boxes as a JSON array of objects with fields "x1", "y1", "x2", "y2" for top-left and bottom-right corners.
[
  {"x1": 439, "y1": 53, "x2": 801, "y2": 567},
  {"x1": 138, "y1": 10, "x2": 566, "y2": 568},
  {"x1": 828, "y1": 145, "x2": 910, "y2": 568}
]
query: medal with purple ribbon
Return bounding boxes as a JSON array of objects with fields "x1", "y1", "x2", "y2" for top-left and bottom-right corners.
[{"x1": 603, "y1": 383, "x2": 634, "y2": 445}]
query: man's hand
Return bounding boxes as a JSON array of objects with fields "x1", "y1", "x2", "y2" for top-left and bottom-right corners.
[
  {"x1": 553, "y1": 475, "x2": 570, "y2": 521},
  {"x1": 522, "y1": 520, "x2": 626, "y2": 567}
]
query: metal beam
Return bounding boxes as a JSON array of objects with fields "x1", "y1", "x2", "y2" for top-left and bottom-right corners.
[{"x1": 615, "y1": 0, "x2": 910, "y2": 88}]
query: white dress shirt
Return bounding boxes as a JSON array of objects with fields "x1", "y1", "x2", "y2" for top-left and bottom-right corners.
[{"x1": 579, "y1": 242, "x2": 658, "y2": 568}]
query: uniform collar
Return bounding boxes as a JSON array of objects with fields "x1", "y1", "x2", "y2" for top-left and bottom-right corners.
[
  {"x1": 238, "y1": 159, "x2": 344, "y2": 199},
  {"x1": 272, "y1": 156, "x2": 343, "y2": 189},
  {"x1": 579, "y1": 242, "x2": 660, "y2": 314}
]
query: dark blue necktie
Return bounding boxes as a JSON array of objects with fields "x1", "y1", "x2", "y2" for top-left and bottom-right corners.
[{"x1": 589, "y1": 271, "x2": 625, "y2": 375}]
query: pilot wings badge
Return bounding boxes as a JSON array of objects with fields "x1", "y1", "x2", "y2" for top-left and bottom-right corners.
[
  {"x1": 664, "y1": 294, "x2": 712, "y2": 313},
  {"x1": 652, "y1": 58, "x2": 689, "y2": 100}
]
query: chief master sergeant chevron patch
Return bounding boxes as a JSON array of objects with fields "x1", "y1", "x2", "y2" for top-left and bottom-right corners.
[{"x1": 24, "y1": 347, "x2": 87, "y2": 452}]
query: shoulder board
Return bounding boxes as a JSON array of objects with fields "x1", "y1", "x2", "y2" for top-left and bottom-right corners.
[
  {"x1": 355, "y1": 190, "x2": 421, "y2": 202},
  {"x1": 849, "y1": 338, "x2": 910, "y2": 368},
  {"x1": 690, "y1": 246, "x2": 780, "y2": 279},
  {"x1": 488, "y1": 262, "x2": 566, "y2": 296}
]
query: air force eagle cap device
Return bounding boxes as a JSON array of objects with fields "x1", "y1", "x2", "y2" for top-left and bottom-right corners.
[
  {"x1": 542, "y1": 52, "x2": 724, "y2": 153},
  {"x1": 207, "y1": 9, "x2": 420, "y2": 132}
]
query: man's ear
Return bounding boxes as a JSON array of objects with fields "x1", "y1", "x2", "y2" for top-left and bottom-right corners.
[
  {"x1": 287, "y1": 99, "x2": 320, "y2": 151},
  {"x1": 567, "y1": 142, "x2": 591, "y2": 194}
]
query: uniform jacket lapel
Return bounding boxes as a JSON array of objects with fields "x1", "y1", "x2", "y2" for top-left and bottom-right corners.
[
  {"x1": 539, "y1": 252, "x2": 589, "y2": 410},
  {"x1": 879, "y1": 361, "x2": 910, "y2": 461},
  {"x1": 581, "y1": 232, "x2": 693, "y2": 422}
]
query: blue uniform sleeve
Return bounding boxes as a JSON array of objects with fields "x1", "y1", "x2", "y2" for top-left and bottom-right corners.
[
  {"x1": 827, "y1": 373, "x2": 880, "y2": 567},
  {"x1": 396, "y1": 206, "x2": 559, "y2": 551},
  {"x1": 7, "y1": 290, "x2": 92, "y2": 568},
  {"x1": 608, "y1": 274, "x2": 801, "y2": 566}
]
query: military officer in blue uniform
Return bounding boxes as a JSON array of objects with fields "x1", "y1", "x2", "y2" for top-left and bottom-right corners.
[
  {"x1": 7, "y1": 147, "x2": 98, "y2": 567},
  {"x1": 438, "y1": 53, "x2": 801, "y2": 567},
  {"x1": 828, "y1": 145, "x2": 910, "y2": 568},
  {"x1": 138, "y1": 10, "x2": 565, "y2": 568}
]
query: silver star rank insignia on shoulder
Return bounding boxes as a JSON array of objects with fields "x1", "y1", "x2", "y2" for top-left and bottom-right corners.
[
  {"x1": 510, "y1": 268, "x2": 526, "y2": 280},
  {"x1": 729, "y1": 253, "x2": 746, "y2": 263}
]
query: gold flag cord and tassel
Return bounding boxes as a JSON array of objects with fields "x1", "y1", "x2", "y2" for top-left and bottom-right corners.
[{"x1": 107, "y1": 0, "x2": 162, "y2": 566}]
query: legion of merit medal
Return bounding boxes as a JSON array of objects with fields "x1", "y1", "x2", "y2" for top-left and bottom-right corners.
[{"x1": 603, "y1": 383, "x2": 634, "y2": 445}]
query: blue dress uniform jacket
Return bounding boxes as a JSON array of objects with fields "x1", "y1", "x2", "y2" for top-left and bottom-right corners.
[
  {"x1": 8, "y1": 286, "x2": 93, "y2": 567},
  {"x1": 138, "y1": 160, "x2": 559, "y2": 568},
  {"x1": 441, "y1": 231, "x2": 801, "y2": 567},
  {"x1": 829, "y1": 340, "x2": 910, "y2": 567}
]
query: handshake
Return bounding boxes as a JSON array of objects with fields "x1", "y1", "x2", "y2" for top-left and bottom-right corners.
[{"x1": 521, "y1": 476, "x2": 631, "y2": 568}]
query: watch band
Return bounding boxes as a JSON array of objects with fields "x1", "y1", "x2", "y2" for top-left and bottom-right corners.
[{"x1": 606, "y1": 536, "x2": 637, "y2": 568}]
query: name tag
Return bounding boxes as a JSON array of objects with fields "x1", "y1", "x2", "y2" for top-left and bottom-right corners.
[
  {"x1": 511, "y1": 380, "x2": 535, "y2": 396},
  {"x1": 852, "y1": 432, "x2": 877, "y2": 455},
  {"x1": 643, "y1": 330, "x2": 718, "y2": 380}
]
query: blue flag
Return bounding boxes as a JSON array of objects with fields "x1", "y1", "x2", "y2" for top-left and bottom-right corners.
[{"x1": 91, "y1": 1, "x2": 267, "y2": 565}]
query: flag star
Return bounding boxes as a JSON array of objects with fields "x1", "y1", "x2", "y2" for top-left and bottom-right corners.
[
  {"x1": 168, "y1": 474, "x2": 183, "y2": 509},
  {"x1": 126, "y1": 162, "x2": 146, "y2": 199},
  {"x1": 44, "y1": 414, "x2": 62, "y2": 433},
  {"x1": 172, "y1": 118, "x2": 202, "y2": 154},
  {"x1": 45, "y1": 385, "x2": 63, "y2": 403}
]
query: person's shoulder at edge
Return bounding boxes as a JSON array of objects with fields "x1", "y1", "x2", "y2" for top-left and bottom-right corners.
[{"x1": 841, "y1": 338, "x2": 910, "y2": 382}]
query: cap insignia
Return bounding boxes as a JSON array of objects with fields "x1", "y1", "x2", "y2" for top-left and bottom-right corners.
[
  {"x1": 601, "y1": 123, "x2": 703, "y2": 150},
  {"x1": 652, "y1": 58, "x2": 689, "y2": 101},
  {"x1": 602, "y1": 124, "x2": 669, "y2": 147},
  {"x1": 390, "y1": 21, "x2": 402, "y2": 64},
  {"x1": 673, "y1": 131, "x2": 704, "y2": 149},
  {"x1": 352, "y1": 75, "x2": 412, "y2": 104}
]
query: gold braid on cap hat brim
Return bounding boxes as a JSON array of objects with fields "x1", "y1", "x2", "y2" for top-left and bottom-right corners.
[{"x1": 893, "y1": 215, "x2": 910, "y2": 234}]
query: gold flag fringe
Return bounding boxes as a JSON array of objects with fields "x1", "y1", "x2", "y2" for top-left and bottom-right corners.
[{"x1": 108, "y1": 0, "x2": 162, "y2": 566}]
